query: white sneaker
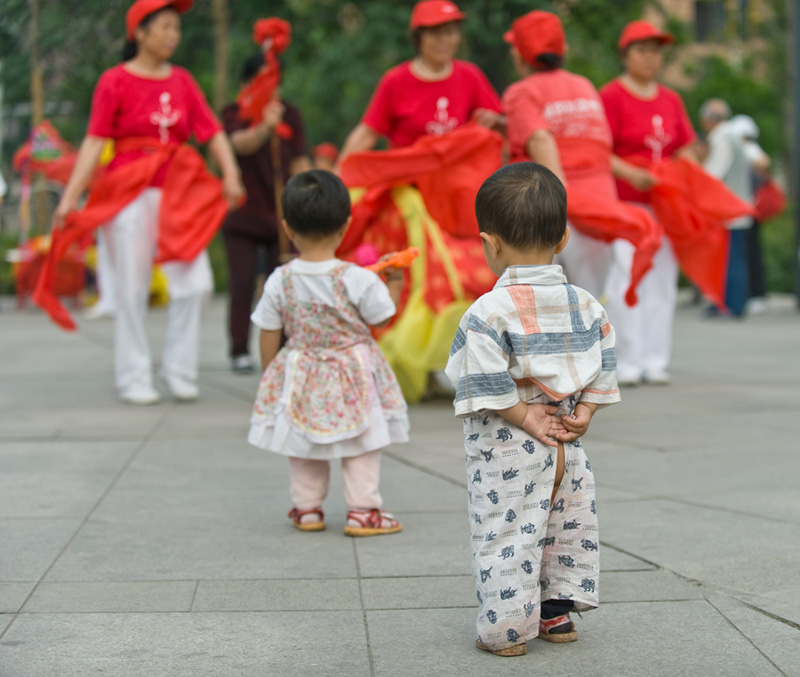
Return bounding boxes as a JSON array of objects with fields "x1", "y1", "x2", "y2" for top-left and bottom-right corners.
[
  {"x1": 163, "y1": 375, "x2": 199, "y2": 401},
  {"x1": 643, "y1": 369, "x2": 671, "y2": 386},
  {"x1": 83, "y1": 304, "x2": 115, "y2": 321},
  {"x1": 746, "y1": 297, "x2": 768, "y2": 315},
  {"x1": 616, "y1": 369, "x2": 642, "y2": 387},
  {"x1": 120, "y1": 384, "x2": 161, "y2": 406},
  {"x1": 231, "y1": 354, "x2": 255, "y2": 374}
]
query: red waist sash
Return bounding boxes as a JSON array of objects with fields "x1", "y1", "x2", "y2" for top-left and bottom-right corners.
[{"x1": 33, "y1": 138, "x2": 227, "y2": 331}]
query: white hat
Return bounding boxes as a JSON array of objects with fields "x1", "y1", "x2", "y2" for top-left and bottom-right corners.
[{"x1": 729, "y1": 114, "x2": 759, "y2": 139}]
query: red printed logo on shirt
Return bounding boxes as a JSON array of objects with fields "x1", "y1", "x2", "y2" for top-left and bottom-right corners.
[
  {"x1": 425, "y1": 96, "x2": 458, "y2": 136},
  {"x1": 149, "y1": 92, "x2": 182, "y2": 144},
  {"x1": 644, "y1": 114, "x2": 672, "y2": 163}
]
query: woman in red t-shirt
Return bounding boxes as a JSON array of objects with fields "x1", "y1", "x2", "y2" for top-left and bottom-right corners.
[
  {"x1": 338, "y1": 0, "x2": 502, "y2": 160},
  {"x1": 502, "y1": 10, "x2": 617, "y2": 299},
  {"x1": 600, "y1": 21, "x2": 696, "y2": 386},
  {"x1": 52, "y1": 0, "x2": 244, "y2": 405}
]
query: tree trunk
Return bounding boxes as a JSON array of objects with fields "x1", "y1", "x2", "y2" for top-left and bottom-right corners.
[
  {"x1": 212, "y1": 0, "x2": 229, "y2": 113},
  {"x1": 30, "y1": 0, "x2": 48, "y2": 234}
]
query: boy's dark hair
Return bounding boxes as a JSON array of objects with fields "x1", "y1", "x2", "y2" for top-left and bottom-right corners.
[
  {"x1": 281, "y1": 169, "x2": 351, "y2": 238},
  {"x1": 475, "y1": 162, "x2": 567, "y2": 250}
]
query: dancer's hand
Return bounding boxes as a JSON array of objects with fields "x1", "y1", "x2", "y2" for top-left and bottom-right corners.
[
  {"x1": 555, "y1": 402, "x2": 598, "y2": 442},
  {"x1": 262, "y1": 100, "x2": 285, "y2": 132},
  {"x1": 223, "y1": 174, "x2": 246, "y2": 211},
  {"x1": 626, "y1": 167, "x2": 658, "y2": 192},
  {"x1": 52, "y1": 194, "x2": 78, "y2": 230},
  {"x1": 473, "y1": 108, "x2": 500, "y2": 129},
  {"x1": 520, "y1": 404, "x2": 563, "y2": 448}
]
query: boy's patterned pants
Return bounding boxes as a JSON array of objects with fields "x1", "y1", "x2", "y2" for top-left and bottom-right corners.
[{"x1": 464, "y1": 412, "x2": 600, "y2": 650}]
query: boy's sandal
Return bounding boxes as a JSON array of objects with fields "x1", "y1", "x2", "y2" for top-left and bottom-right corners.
[
  {"x1": 288, "y1": 507, "x2": 325, "y2": 532},
  {"x1": 343, "y1": 509, "x2": 402, "y2": 537},
  {"x1": 538, "y1": 614, "x2": 578, "y2": 643},
  {"x1": 475, "y1": 640, "x2": 527, "y2": 657}
]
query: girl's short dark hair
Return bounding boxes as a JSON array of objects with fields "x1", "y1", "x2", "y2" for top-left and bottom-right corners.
[
  {"x1": 121, "y1": 7, "x2": 178, "y2": 61},
  {"x1": 475, "y1": 162, "x2": 566, "y2": 250},
  {"x1": 281, "y1": 170, "x2": 351, "y2": 239}
]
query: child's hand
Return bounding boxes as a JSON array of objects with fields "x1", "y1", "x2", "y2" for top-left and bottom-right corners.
[
  {"x1": 520, "y1": 404, "x2": 563, "y2": 448},
  {"x1": 555, "y1": 402, "x2": 598, "y2": 442}
]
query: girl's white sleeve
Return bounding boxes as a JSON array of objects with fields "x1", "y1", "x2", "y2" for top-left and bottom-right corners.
[
  {"x1": 343, "y1": 267, "x2": 396, "y2": 326},
  {"x1": 250, "y1": 269, "x2": 284, "y2": 331}
]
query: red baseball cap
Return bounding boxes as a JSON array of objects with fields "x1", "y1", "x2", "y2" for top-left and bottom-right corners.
[
  {"x1": 126, "y1": 0, "x2": 193, "y2": 41},
  {"x1": 409, "y1": 0, "x2": 466, "y2": 29},
  {"x1": 504, "y1": 11, "x2": 566, "y2": 65},
  {"x1": 312, "y1": 143, "x2": 339, "y2": 162},
  {"x1": 618, "y1": 20, "x2": 674, "y2": 50}
]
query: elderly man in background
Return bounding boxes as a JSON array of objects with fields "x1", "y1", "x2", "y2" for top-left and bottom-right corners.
[{"x1": 699, "y1": 99, "x2": 753, "y2": 317}]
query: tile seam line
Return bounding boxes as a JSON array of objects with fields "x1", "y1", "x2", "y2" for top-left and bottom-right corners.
[
  {"x1": 705, "y1": 595, "x2": 789, "y2": 677},
  {"x1": 382, "y1": 449, "x2": 466, "y2": 489},
  {"x1": 0, "y1": 405, "x2": 174, "y2": 642},
  {"x1": 351, "y1": 539, "x2": 376, "y2": 677}
]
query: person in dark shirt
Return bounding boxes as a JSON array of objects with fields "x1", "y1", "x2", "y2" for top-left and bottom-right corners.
[{"x1": 222, "y1": 54, "x2": 310, "y2": 373}]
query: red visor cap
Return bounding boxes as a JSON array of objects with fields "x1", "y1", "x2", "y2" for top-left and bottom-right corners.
[
  {"x1": 618, "y1": 20, "x2": 674, "y2": 50},
  {"x1": 410, "y1": 0, "x2": 466, "y2": 29},
  {"x1": 312, "y1": 143, "x2": 339, "y2": 162},
  {"x1": 503, "y1": 11, "x2": 566, "y2": 65},
  {"x1": 126, "y1": 0, "x2": 193, "y2": 41}
]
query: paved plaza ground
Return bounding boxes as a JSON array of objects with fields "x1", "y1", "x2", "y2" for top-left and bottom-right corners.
[{"x1": 1, "y1": 293, "x2": 799, "y2": 676}]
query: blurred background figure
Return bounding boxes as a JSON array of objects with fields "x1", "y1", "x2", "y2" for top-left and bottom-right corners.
[
  {"x1": 729, "y1": 114, "x2": 771, "y2": 315},
  {"x1": 601, "y1": 20, "x2": 697, "y2": 386},
  {"x1": 699, "y1": 99, "x2": 751, "y2": 318},
  {"x1": 221, "y1": 52, "x2": 310, "y2": 374}
]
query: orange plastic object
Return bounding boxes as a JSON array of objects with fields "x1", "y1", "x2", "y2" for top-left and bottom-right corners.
[{"x1": 366, "y1": 247, "x2": 419, "y2": 274}]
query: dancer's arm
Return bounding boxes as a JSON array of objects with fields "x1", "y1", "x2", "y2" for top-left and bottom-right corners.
[
  {"x1": 208, "y1": 131, "x2": 245, "y2": 209},
  {"x1": 229, "y1": 101, "x2": 285, "y2": 156},
  {"x1": 335, "y1": 124, "x2": 379, "y2": 172},
  {"x1": 52, "y1": 135, "x2": 107, "y2": 229},
  {"x1": 526, "y1": 130, "x2": 567, "y2": 186}
]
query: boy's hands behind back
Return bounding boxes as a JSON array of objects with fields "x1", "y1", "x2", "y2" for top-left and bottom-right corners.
[
  {"x1": 521, "y1": 404, "x2": 564, "y2": 448},
  {"x1": 554, "y1": 402, "x2": 599, "y2": 443}
]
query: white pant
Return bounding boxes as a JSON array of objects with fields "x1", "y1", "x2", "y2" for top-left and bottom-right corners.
[
  {"x1": 94, "y1": 229, "x2": 116, "y2": 314},
  {"x1": 603, "y1": 236, "x2": 678, "y2": 379},
  {"x1": 106, "y1": 189, "x2": 213, "y2": 394},
  {"x1": 554, "y1": 226, "x2": 612, "y2": 300}
]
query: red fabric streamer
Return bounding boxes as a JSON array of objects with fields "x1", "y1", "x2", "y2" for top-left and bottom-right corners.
[
  {"x1": 566, "y1": 189, "x2": 661, "y2": 306},
  {"x1": 647, "y1": 157, "x2": 756, "y2": 310},
  {"x1": 33, "y1": 138, "x2": 228, "y2": 331},
  {"x1": 339, "y1": 124, "x2": 504, "y2": 242},
  {"x1": 237, "y1": 17, "x2": 293, "y2": 139}
]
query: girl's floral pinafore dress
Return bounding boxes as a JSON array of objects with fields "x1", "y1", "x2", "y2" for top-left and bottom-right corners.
[{"x1": 248, "y1": 263, "x2": 409, "y2": 460}]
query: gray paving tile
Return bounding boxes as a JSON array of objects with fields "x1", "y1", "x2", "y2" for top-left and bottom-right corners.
[
  {"x1": 46, "y1": 516, "x2": 357, "y2": 582},
  {"x1": 23, "y1": 581, "x2": 196, "y2": 613},
  {"x1": 0, "y1": 611, "x2": 371, "y2": 677},
  {"x1": 706, "y1": 592, "x2": 800, "y2": 677},
  {"x1": 378, "y1": 455, "x2": 465, "y2": 513},
  {"x1": 367, "y1": 601, "x2": 783, "y2": 677},
  {"x1": 0, "y1": 441, "x2": 137, "y2": 519},
  {"x1": 0, "y1": 519, "x2": 79, "y2": 582},
  {"x1": 600, "y1": 546, "x2": 657, "y2": 571},
  {"x1": 601, "y1": 499, "x2": 800, "y2": 593},
  {"x1": 0, "y1": 583, "x2": 35, "y2": 613},
  {"x1": 601, "y1": 570, "x2": 704, "y2": 603},
  {"x1": 193, "y1": 579, "x2": 361, "y2": 612},
  {"x1": 0, "y1": 613, "x2": 13, "y2": 636},
  {"x1": 362, "y1": 575, "x2": 475, "y2": 610},
  {"x1": 355, "y1": 512, "x2": 471, "y2": 578}
]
